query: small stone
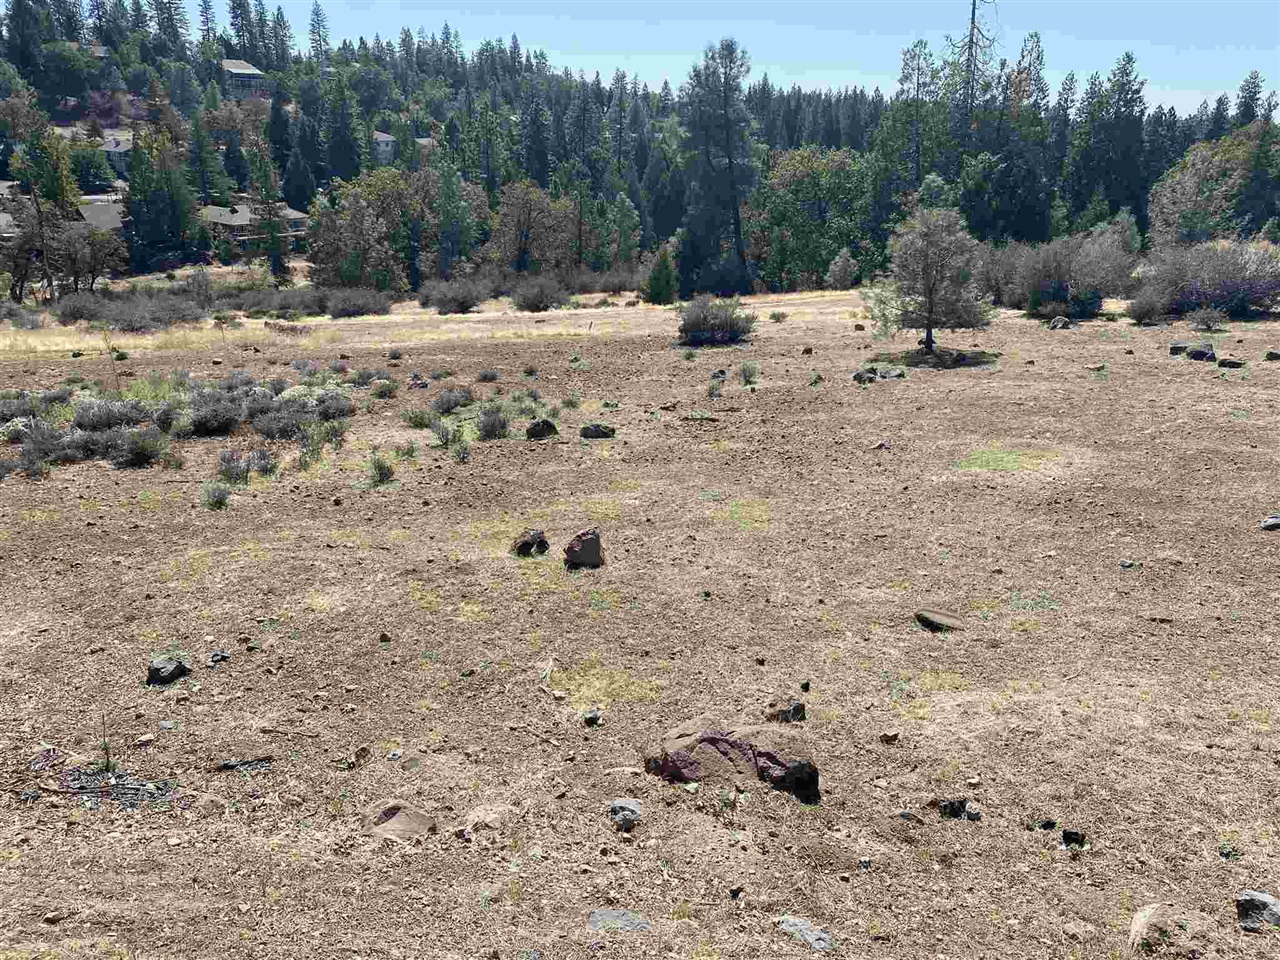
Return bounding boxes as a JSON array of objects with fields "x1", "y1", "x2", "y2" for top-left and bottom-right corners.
[
  {"x1": 564, "y1": 528, "x2": 604, "y2": 569},
  {"x1": 1186, "y1": 342, "x2": 1216, "y2": 362},
  {"x1": 210, "y1": 358, "x2": 223, "y2": 365},
  {"x1": 777, "y1": 915, "x2": 835, "y2": 952},
  {"x1": 588, "y1": 908, "x2": 650, "y2": 933},
  {"x1": 159, "y1": 720, "x2": 177, "y2": 730},
  {"x1": 526, "y1": 418, "x2": 558, "y2": 440},
  {"x1": 386, "y1": 749, "x2": 403, "y2": 761},
  {"x1": 86, "y1": 644, "x2": 105, "y2": 654},
  {"x1": 1218, "y1": 357, "x2": 1245, "y2": 369},
  {"x1": 1169, "y1": 341, "x2": 1190, "y2": 356},
  {"x1": 764, "y1": 699, "x2": 806, "y2": 723},
  {"x1": 896, "y1": 809, "x2": 924, "y2": 825},
  {"x1": 801, "y1": 347, "x2": 813, "y2": 356},
  {"x1": 608, "y1": 798, "x2": 642, "y2": 832},
  {"x1": 1061, "y1": 829, "x2": 1088, "y2": 849},
  {"x1": 1048, "y1": 316, "x2": 1072, "y2": 330},
  {"x1": 858, "y1": 856, "x2": 872, "y2": 870},
  {"x1": 1237, "y1": 890, "x2": 1280, "y2": 932},
  {"x1": 915, "y1": 608, "x2": 964, "y2": 632},
  {"x1": 377, "y1": 632, "x2": 391, "y2": 644},
  {"x1": 582, "y1": 707, "x2": 603, "y2": 727},
  {"x1": 1119, "y1": 558, "x2": 1138, "y2": 569},
  {"x1": 854, "y1": 323, "x2": 865, "y2": 331},
  {"x1": 938, "y1": 798, "x2": 971, "y2": 820},
  {"x1": 1260, "y1": 514, "x2": 1280, "y2": 532},
  {"x1": 729, "y1": 885, "x2": 745, "y2": 899},
  {"x1": 147, "y1": 657, "x2": 190, "y2": 686},
  {"x1": 799, "y1": 679, "x2": 810, "y2": 692},
  {"x1": 709, "y1": 369, "x2": 728, "y2": 381},
  {"x1": 134, "y1": 734, "x2": 156, "y2": 748},
  {"x1": 879, "y1": 730, "x2": 900, "y2": 745},
  {"x1": 207, "y1": 650, "x2": 231, "y2": 668},
  {"x1": 1264, "y1": 350, "x2": 1280, "y2": 361},
  {"x1": 511, "y1": 528, "x2": 550, "y2": 557},
  {"x1": 579, "y1": 422, "x2": 616, "y2": 439}
]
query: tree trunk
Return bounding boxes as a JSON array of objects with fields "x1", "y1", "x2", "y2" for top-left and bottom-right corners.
[{"x1": 924, "y1": 324, "x2": 935, "y2": 353}]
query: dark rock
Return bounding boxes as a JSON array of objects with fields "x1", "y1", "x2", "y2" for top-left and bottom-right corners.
[
  {"x1": 159, "y1": 720, "x2": 177, "y2": 730},
  {"x1": 1124, "y1": 348, "x2": 1135, "y2": 355},
  {"x1": 915, "y1": 608, "x2": 964, "y2": 632},
  {"x1": 1119, "y1": 559, "x2": 1137, "y2": 569},
  {"x1": 580, "y1": 422, "x2": 616, "y2": 439},
  {"x1": 1186, "y1": 343, "x2": 1216, "y2": 362},
  {"x1": 799, "y1": 679, "x2": 811, "y2": 692},
  {"x1": 1264, "y1": 350, "x2": 1280, "y2": 361},
  {"x1": 582, "y1": 707, "x2": 603, "y2": 727},
  {"x1": 764, "y1": 699, "x2": 806, "y2": 723},
  {"x1": 801, "y1": 347, "x2": 813, "y2": 356},
  {"x1": 588, "y1": 908, "x2": 651, "y2": 933},
  {"x1": 564, "y1": 528, "x2": 603, "y2": 568},
  {"x1": 147, "y1": 657, "x2": 190, "y2": 686},
  {"x1": 938, "y1": 798, "x2": 971, "y2": 820},
  {"x1": 608, "y1": 798, "x2": 642, "y2": 832},
  {"x1": 1061, "y1": 829, "x2": 1088, "y2": 849},
  {"x1": 1218, "y1": 357, "x2": 1245, "y2": 369},
  {"x1": 879, "y1": 730, "x2": 900, "y2": 745},
  {"x1": 854, "y1": 323, "x2": 866, "y2": 331},
  {"x1": 1237, "y1": 890, "x2": 1280, "y2": 932},
  {"x1": 645, "y1": 714, "x2": 820, "y2": 804},
  {"x1": 526, "y1": 418, "x2": 558, "y2": 440},
  {"x1": 1261, "y1": 515, "x2": 1280, "y2": 532},
  {"x1": 729, "y1": 885, "x2": 745, "y2": 899},
  {"x1": 1047, "y1": 316, "x2": 1072, "y2": 330},
  {"x1": 852, "y1": 364, "x2": 907, "y2": 383},
  {"x1": 777, "y1": 916, "x2": 835, "y2": 952},
  {"x1": 1219, "y1": 843, "x2": 1242, "y2": 860},
  {"x1": 511, "y1": 528, "x2": 550, "y2": 557},
  {"x1": 710, "y1": 369, "x2": 728, "y2": 381},
  {"x1": 897, "y1": 809, "x2": 925, "y2": 824},
  {"x1": 207, "y1": 650, "x2": 231, "y2": 668},
  {"x1": 858, "y1": 856, "x2": 872, "y2": 870},
  {"x1": 1036, "y1": 819, "x2": 1058, "y2": 831},
  {"x1": 1169, "y1": 341, "x2": 1190, "y2": 356}
]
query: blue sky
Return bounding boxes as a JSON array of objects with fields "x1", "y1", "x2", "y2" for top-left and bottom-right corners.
[{"x1": 200, "y1": 0, "x2": 1279, "y2": 113}]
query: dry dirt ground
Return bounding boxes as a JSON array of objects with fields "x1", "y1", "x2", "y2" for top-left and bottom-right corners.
[{"x1": 1, "y1": 291, "x2": 1279, "y2": 960}]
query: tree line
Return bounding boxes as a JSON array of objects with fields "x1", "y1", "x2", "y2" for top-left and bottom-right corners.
[{"x1": 0, "y1": 0, "x2": 1274, "y2": 296}]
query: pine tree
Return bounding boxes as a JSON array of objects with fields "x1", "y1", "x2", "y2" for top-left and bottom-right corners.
[
  {"x1": 1102, "y1": 51, "x2": 1146, "y2": 225},
  {"x1": 1206, "y1": 93, "x2": 1231, "y2": 140},
  {"x1": 327, "y1": 85, "x2": 361, "y2": 181},
  {"x1": 272, "y1": 8, "x2": 291, "y2": 66},
  {"x1": 223, "y1": 134, "x2": 249, "y2": 189},
  {"x1": 6, "y1": 0, "x2": 45, "y2": 81},
  {"x1": 187, "y1": 110, "x2": 230, "y2": 204},
  {"x1": 898, "y1": 40, "x2": 940, "y2": 187},
  {"x1": 606, "y1": 69, "x2": 629, "y2": 175},
  {"x1": 947, "y1": 0, "x2": 996, "y2": 137},
  {"x1": 198, "y1": 0, "x2": 216, "y2": 42},
  {"x1": 519, "y1": 93, "x2": 551, "y2": 187},
  {"x1": 88, "y1": 0, "x2": 107, "y2": 40},
  {"x1": 282, "y1": 145, "x2": 315, "y2": 213},
  {"x1": 1235, "y1": 71, "x2": 1264, "y2": 127},
  {"x1": 269, "y1": 89, "x2": 291, "y2": 169},
  {"x1": 309, "y1": 0, "x2": 328, "y2": 61},
  {"x1": 129, "y1": 0, "x2": 147, "y2": 31}
]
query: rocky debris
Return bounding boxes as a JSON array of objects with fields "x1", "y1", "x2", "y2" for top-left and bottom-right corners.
[
  {"x1": 216, "y1": 755, "x2": 273, "y2": 773},
  {"x1": 1218, "y1": 843, "x2": 1242, "y2": 861},
  {"x1": 147, "y1": 657, "x2": 190, "y2": 686},
  {"x1": 851, "y1": 364, "x2": 906, "y2": 384},
  {"x1": 764, "y1": 699, "x2": 806, "y2": 723},
  {"x1": 1047, "y1": 316, "x2": 1073, "y2": 330},
  {"x1": 1169, "y1": 341, "x2": 1190, "y2": 356},
  {"x1": 777, "y1": 916, "x2": 836, "y2": 952},
  {"x1": 896, "y1": 809, "x2": 925, "y2": 824},
  {"x1": 582, "y1": 707, "x2": 603, "y2": 727},
  {"x1": 801, "y1": 347, "x2": 813, "y2": 356},
  {"x1": 915, "y1": 608, "x2": 964, "y2": 632},
  {"x1": 207, "y1": 650, "x2": 231, "y2": 668},
  {"x1": 608, "y1": 798, "x2": 643, "y2": 832},
  {"x1": 363, "y1": 798, "x2": 438, "y2": 841},
  {"x1": 1217, "y1": 357, "x2": 1245, "y2": 369},
  {"x1": 564, "y1": 528, "x2": 604, "y2": 568},
  {"x1": 645, "y1": 714, "x2": 820, "y2": 804},
  {"x1": 1085, "y1": 363, "x2": 1106, "y2": 372},
  {"x1": 526, "y1": 418, "x2": 558, "y2": 440},
  {"x1": 879, "y1": 730, "x2": 901, "y2": 745},
  {"x1": 937, "y1": 798, "x2": 982, "y2": 821},
  {"x1": 588, "y1": 908, "x2": 651, "y2": 933},
  {"x1": 511, "y1": 528, "x2": 550, "y2": 557},
  {"x1": 1260, "y1": 514, "x2": 1280, "y2": 532},
  {"x1": 1186, "y1": 343, "x2": 1216, "y2": 362},
  {"x1": 1265, "y1": 350, "x2": 1280, "y2": 361},
  {"x1": 455, "y1": 803, "x2": 518, "y2": 840},
  {"x1": 710, "y1": 369, "x2": 728, "y2": 381},
  {"x1": 580, "y1": 422, "x2": 616, "y2": 439},
  {"x1": 854, "y1": 322, "x2": 866, "y2": 331},
  {"x1": 1061, "y1": 829, "x2": 1088, "y2": 849},
  {"x1": 334, "y1": 745, "x2": 372, "y2": 770},
  {"x1": 1237, "y1": 890, "x2": 1280, "y2": 932},
  {"x1": 60, "y1": 764, "x2": 176, "y2": 807},
  {"x1": 1129, "y1": 903, "x2": 1219, "y2": 955}
]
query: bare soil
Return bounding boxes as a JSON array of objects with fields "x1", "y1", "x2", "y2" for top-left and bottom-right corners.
[{"x1": 2, "y1": 292, "x2": 1278, "y2": 959}]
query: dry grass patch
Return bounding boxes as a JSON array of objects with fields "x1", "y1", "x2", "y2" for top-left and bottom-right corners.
[
  {"x1": 550, "y1": 651, "x2": 658, "y2": 707},
  {"x1": 952, "y1": 447, "x2": 1057, "y2": 472},
  {"x1": 715, "y1": 497, "x2": 770, "y2": 530}
]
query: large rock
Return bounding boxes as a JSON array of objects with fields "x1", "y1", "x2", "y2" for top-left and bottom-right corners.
[
  {"x1": 1264, "y1": 350, "x2": 1280, "y2": 361},
  {"x1": 363, "y1": 798, "x2": 438, "y2": 841},
  {"x1": 608, "y1": 798, "x2": 642, "y2": 832},
  {"x1": 511, "y1": 528, "x2": 549, "y2": 557},
  {"x1": 1237, "y1": 890, "x2": 1280, "y2": 933},
  {"x1": 777, "y1": 916, "x2": 835, "y2": 952},
  {"x1": 1186, "y1": 343, "x2": 1216, "y2": 362},
  {"x1": 645, "y1": 714, "x2": 820, "y2": 804},
  {"x1": 1128, "y1": 903, "x2": 1219, "y2": 956},
  {"x1": 147, "y1": 657, "x2": 190, "y2": 686},
  {"x1": 764, "y1": 698, "x2": 806, "y2": 723},
  {"x1": 1260, "y1": 514, "x2": 1280, "y2": 532},
  {"x1": 588, "y1": 908, "x2": 650, "y2": 933},
  {"x1": 564, "y1": 528, "x2": 603, "y2": 568},
  {"x1": 1217, "y1": 357, "x2": 1245, "y2": 369},
  {"x1": 580, "y1": 422, "x2": 616, "y2": 439},
  {"x1": 1169, "y1": 341, "x2": 1191, "y2": 356},
  {"x1": 1047, "y1": 316, "x2": 1073, "y2": 330},
  {"x1": 454, "y1": 803, "x2": 518, "y2": 840},
  {"x1": 526, "y1": 418, "x2": 558, "y2": 440}
]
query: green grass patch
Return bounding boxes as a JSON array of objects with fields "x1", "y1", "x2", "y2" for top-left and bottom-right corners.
[{"x1": 953, "y1": 447, "x2": 1056, "y2": 472}]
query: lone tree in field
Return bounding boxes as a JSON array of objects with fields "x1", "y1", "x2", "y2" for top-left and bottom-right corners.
[{"x1": 885, "y1": 207, "x2": 990, "y2": 352}]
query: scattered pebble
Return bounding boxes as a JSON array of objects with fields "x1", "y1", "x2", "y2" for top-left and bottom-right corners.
[{"x1": 582, "y1": 707, "x2": 603, "y2": 727}]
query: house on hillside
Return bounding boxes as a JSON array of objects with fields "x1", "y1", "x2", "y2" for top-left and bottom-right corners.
[
  {"x1": 221, "y1": 60, "x2": 270, "y2": 101},
  {"x1": 371, "y1": 130, "x2": 397, "y2": 165},
  {"x1": 199, "y1": 203, "x2": 310, "y2": 251},
  {"x1": 67, "y1": 42, "x2": 109, "y2": 59},
  {"x1": 78, "y1": 202, "x2": 124, "y2": 233},
  {"x1": 101, "y1": 136, "x2": 131, "y2": 177}
]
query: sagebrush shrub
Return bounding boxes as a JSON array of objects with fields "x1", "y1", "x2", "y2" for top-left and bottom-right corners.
[
  {"x1": 329, "y1": 289, "x2": 391, "y2": 318},
  {"x1": 201, "y1": 481, "x2": 231, "y2": 510},
  {"x1": 366, "y1": 447, "x2": 395, "y2": 486},
  {"x1": 431, "y1": 386, "x2": 474, "y2": 414},
  {"x1": 477, "y1": 406, "x2": 509, "y2": 440},
  {"x1": 218, "y1": 449, "x2": 251, "y2": 484},
  {"x1": 513, "y1": 276, "x2": 568, "y2": 313},
  {"x1": 739, "y1": 361, "x2": 761, "y2": 385},
  {"x1": 677, "y1": 296, "x2": 757, "y2": 345},
  {"x1": 370, "y1": 379, "x2": 399, "y2": 399},
  {"x1": 825, "y1": 248, "x2": 857, "y2": 289},
  {"x1": 188, "y1": 392, "x2": 241, "y2": 436},
  {"x1": 73, "y1": 399, "x2": 146, "y2": 432},
  {"x1": 401, "y1": 408, "x2": 433, "y2": 428},
  {"x1": 1134, "y1": 241, "x2": 1280, "y2": 318},
  {"x1": 1185, "y1": 307, "x2": 1228, "y2": 331},
  {"x1": 422, "y1": 279, "x2": 485, "y2": 314}
]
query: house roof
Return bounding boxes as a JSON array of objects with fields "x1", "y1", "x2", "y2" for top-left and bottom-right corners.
[
  {"x1": 79, "y1": 202, "x2": 124, "y2": 231},
  {"x1": 102, "y1": 136, "x2": 131, "y2": 153},
  {"x1": 0, "y1": 211, "x2": 15, "y2": 233},
  {"x1": 414, "y1": 137, "x2": 437, "y2": 149},
  {"x1": 371, "y1": 130, "x2": 396, "y2": 142},
  {"x1": 199, "y1": 204, "x2": 255, "y2": 226},
  {"x1": 221, "y1": 59, "x2": 265, "y2": 77}
]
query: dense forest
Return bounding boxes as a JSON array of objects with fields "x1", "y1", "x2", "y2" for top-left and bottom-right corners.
[{"x1": 0, "y1": 0, "x2": 1276, "y2": 299}]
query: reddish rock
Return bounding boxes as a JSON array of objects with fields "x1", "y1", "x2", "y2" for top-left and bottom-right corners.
[
  {"x1": 644, "y1": 714, "x2": 820, "y2": 803},
  {"x1": 564, "y1": 528, "x2": 603, "y2": 568}
]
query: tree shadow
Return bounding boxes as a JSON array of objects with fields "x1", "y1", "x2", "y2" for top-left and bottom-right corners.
[{"x1": 869, "y1": 346, "x2": 1001, "y2": 369}]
